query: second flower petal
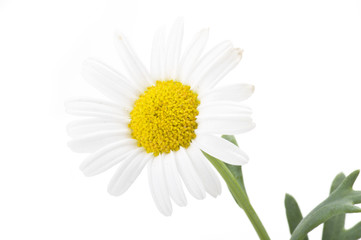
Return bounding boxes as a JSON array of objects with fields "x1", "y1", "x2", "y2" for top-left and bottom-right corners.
[{"x1": 195, "y1": 135, "x2": 249, "y2": 166}]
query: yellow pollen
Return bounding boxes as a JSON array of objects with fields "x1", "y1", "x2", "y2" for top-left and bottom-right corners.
[{"x1": 129, "y1": 80, "x2": 200, "y2": 156}]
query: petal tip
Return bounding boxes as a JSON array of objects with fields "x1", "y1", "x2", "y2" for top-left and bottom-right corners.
[
  {"x1": 81, "y1": 170, "x2": 94, "y2": 178},
  {"x1": 174, "y1": 16, "x2": 184, "y2": 24},
  {"x1": 178, "y1": 201, "x2": 187, "y2": 207},
  {"x1": 250, "y1": 85, "x2": 255, "y2": 94},
  {"x1": 67, "y1": 141, "x2": 76, "y2": 152},
  {"x1": 161, "y1": 210, "x2": 173, "y2": 217},
  {"x1": 113, "y1": 30, "x2": 124, "y2": 39},
  {"x1": 79, "y1": 163, "x2": 94, "y2": 177},
  {"x1": 107, "y1": 186, "x2": 119, "y2": 196}
]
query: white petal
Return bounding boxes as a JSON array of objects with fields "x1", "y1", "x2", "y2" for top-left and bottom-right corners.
[
  {"x1": 186, "y1": 144, "x2": 221, "y2": 197},
  {"x1": 148, "y1": 155, "x2": 172, "y2": 216},
  {"x1": 197, "y1": 48, "x2": 243, "y2": 91},
  {"x1": 80, "y1": 140, "x2": 138, "y2": 176},
  {"x1": 67, "y1": 130, "x2": 129, "y2": 153},
  {"x1": 188, "y1": 40, "x2": 233, "y2": 89},
  {"x1": 67, "y1": 118, "x2": 128, "y2": 138},
  {"x1": 82, "y1": 58, "x2": 139, "y2": 107},
  {"x1": 165, "y1": 17, "x2": 184, "y2": 80},
  {"x1": 114, "y1": 33, "x2": 151, "y2": 91},
  {"x1": 163, "y1": 152, "x2": 187, "y2": 206},
  {"x1": 177, "y1": 28, "x2": 209, "y2": 84},
  {"x1": 150, "y1": 27, "x2": 166, "y2": 81},
  {"x1": 174, "y1": 148, "x2": 205, "y2": 200},
  {"x1": 198, "y1": 102, "x2": 252, "y2": 117},
  {"x1": 108, "y1": 150, "x2": 150, "y2": 196},
  {"x1": 200, "y1": 84, "x2": 255, "y2": 102},
  {"x1": 195, "y1": 135, "x2": 249, "y2": 166},
  {"x1": 197, "y1": 115, "x2": 255, "y2": 135},
  {"x1": 197, "y1": 102, "x2": 254, "y2": 134},
  {"x1": 65, "y1": 98, "x2": 127, "y2": 119}
]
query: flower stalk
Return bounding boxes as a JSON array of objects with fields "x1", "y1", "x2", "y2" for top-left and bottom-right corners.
[{"x1": 203, "y1": 150, "x2": 270, "y2": 240}]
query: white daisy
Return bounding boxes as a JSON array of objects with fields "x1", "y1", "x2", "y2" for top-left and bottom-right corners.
[{"x1": 66, "y1": 18, "x2": 255, "y2": 216}]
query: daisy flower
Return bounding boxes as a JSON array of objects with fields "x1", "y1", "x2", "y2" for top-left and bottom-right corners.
[{"x1": 66, "y1": 18, "x2": 255, "y2": 216}]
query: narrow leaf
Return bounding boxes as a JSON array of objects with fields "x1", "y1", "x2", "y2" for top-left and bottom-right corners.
[
  {"x1": 202, "y1": 150, "x2": 246, "y2": 209},
  {"x1": 322, "y1": 173, "x2": 346, "y2": 240},
  {"x1": 341, "y1": 221, "x2": 361, "y2": 240},
  {"x1": 331, "y1": 173, "x2": 347, "y2": 193},
  {"x1": 322, "y1": 173, "x2": 361, "y2": 240},
  {"x1": 285, "y1": 194, "x2": 309, "y2": 240},
  {"x1": 221, "y1": 135, "x2": 248, "y2": 199},
  {"x1": 290, "y1": 170, "x2": 361, "y2": 240}
]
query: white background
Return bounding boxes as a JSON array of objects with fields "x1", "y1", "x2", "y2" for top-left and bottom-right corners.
[{"x1": 1, "y1": 0, "x2": 361, "y2": 239}]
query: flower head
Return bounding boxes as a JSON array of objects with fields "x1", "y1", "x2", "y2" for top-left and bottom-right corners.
[
  {"x1": 66, "y1": 18, "x2": 255, "y2": 215},
  {"x1": 129, "y1": 80, "x2": 200, "y2": 155}
]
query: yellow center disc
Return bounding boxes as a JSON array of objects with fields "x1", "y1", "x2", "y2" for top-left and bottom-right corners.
[{"x1": 129, "y1": 80, "x2": 200, "y2": 156}]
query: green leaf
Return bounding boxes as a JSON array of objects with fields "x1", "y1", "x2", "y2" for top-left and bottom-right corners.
[
  {"x1": 221, "y1": 135, "x2": 248, "y2": 200},
  {"x1": 331, "y1": 173, "x2": 347, "y2": 193},
  {"x1": 290, "y1": 170, "x2": 361, "y2": 240},
  {"x1": 285, "y1": 194, "x2": 309, "y2": 240},
  {"x1": 322, "y1": 173, "x2": 346, "y2": 240},
  {"x1": 340, "y1": 221, "x2": 361, "y2": 240},
  {"x1": 322, "y1": 173, "x2": 361, "y2": 240}
]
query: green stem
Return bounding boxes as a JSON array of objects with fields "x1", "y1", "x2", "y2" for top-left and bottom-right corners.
[{"x1": 206, "y1": 153, "x2": 270, "y2": 240}]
